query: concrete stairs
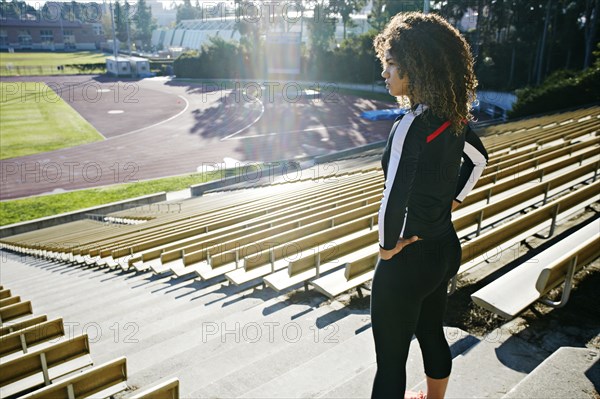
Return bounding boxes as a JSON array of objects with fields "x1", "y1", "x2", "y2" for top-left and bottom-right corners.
[
  {"x1": 503, "y1": 346, "x2": 599, "y2": 399},
  {"x1": 411, "y1": 322, "x2": 549, "y2": 398},
  {"x1": 1, "y1": 250, "x2": 598, "y2": 398}
]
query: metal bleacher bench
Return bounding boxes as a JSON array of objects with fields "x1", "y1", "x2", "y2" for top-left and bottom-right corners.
[
  {"x1": 265, "y1": 152, "x2": 599, "y2": 293},
  {"x1": 264, "y1": 230, "x2": 378, "y2": 292},
  {"x1": 95, "y1": 173, "x2": 380, "y2": 268},
  {"x1": 0, "y1": 315, "x2": 48, "y2": 337},
  {"x1": 0, "y1": 334, "x2": 93, "y2": 398},
  {"x1": 135, "y1": 173, "x2": 382, "y2": 275},
  {"x1": 0, "y1": 295, "x2": 21, "y2": 308},
  {"x1": 127, "y1": 377, "x2": 180, "y2": 399},
  {"x1": 0, "y1": 300, "x2": 33, "y2": 324},
  {"x1": 225, "y1": 208, "x2": 378, "y2": 285},
  {"x1": 471, "y1": 219, "x2": 600, "y2": 319},
  {"x1": 309, "y1": 179, "x2": 599, "y2": 298},
  {"x1": 0, "y1": 317, "x2": 64, "y2": 358},
  {"x1": 20, "y1": 356, "x2": 128, "y2": 399}
]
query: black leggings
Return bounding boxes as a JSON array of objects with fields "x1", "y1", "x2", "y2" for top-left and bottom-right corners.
[{"x1": 370, "y1": 230, "x2": 461, "y2": 398}]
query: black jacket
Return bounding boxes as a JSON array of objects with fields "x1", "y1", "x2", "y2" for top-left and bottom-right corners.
[{"x1": 378, "y1": 104, "x2": 488, "y2": 250}]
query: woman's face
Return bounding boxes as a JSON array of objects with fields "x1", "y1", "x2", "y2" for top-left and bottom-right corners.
[{"x1": 381, "y1": 50, "x2": 410, "y2": 98}]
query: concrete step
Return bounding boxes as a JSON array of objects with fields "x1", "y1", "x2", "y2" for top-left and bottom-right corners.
[
  {"x1": 502, "y1": 347, "x2": 600, "y2": 399},
  {"x1": 2, "y1": 252, "x2": 254, "y2": 317},
  {"x1": 172, "y1": 298, "x2": 354, "y2": 396},
  {"x1": 237, "y1": 323, "x2": 476, "y2": 398},
  {"x1": 410, "y1": 321, "x2": 550, "y2": 398},
  {"x1": 189, "y1": 303, "x2": 370, "y2": 398},
  {"x1": 319, "y1": 362, "x2": 377, "y2": 399},
  {"x1": 321, "y1": 326, "x2": 479, "y2": 398},
  {"x1": 92, "y1": 281, "x2": 278, "y2": 361},
  {"x1": 0, "y1": 254, "x2": 281, "y2": 362},
  {"x1": 240, "y1": 313, "x2": 374, "y2": 398},
  {"x1": 1, "y1": 256, "x2": 225, "y2": 328},
  {"x1": 0, "y1": 257, "x2": 158, "y2": 313},
  {"x1": 121, "y1": 292, "x2": 327, "y2": 394}
]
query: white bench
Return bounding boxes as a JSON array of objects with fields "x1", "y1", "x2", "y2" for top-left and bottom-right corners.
[{"x1": 471, "y1": 220, "x2": 600, "y2": 319}]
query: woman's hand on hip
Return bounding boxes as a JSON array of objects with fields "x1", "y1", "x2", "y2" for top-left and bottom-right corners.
[{"x1": 379, "y1": 236, "x2": 420, "y2": 260}]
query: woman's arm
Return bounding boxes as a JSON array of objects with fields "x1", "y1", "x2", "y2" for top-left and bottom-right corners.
[
  {"x1": 454, "y1": 126, "x2": 489, "y2": 204},
  {"x1": 378, "y1": 113, "x2": 424, "y2": 251}
]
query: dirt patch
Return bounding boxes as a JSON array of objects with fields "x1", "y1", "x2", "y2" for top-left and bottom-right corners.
[
  {"x1": 444, "y1": 279, "x2": 507, "y2": 337},
  {"x1": 519, "y1": 261, "x2": 600, "y2": 351}
]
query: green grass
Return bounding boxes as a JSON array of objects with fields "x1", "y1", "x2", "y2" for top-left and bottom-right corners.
[
  {"x1": 0, "y1": 51, "x2": 107, "y2": 67},
  {"x1": 0, "y1": 51, "x2": 107, "y2": 76},
  {"x1": 0, "y1": 168, "x2": 241, "y2": 226},
  {"x1": 0, "y1": 81, "x2": 104, "y2": 159}
]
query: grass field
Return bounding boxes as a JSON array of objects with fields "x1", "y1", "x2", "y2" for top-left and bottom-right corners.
[
  {"x1": 0, "y1": 51, "x2": 107, "y2": 76},
  {"x1": 0, "y1": 81, "x2": 104, "y2": 159},
  {"x1": 0, "y1": 168, "x2": 239, "y2": 226}
]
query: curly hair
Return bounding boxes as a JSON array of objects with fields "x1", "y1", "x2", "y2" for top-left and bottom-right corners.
[{"x1": 374, "y1": 12, "x2": 478, "y2": 134}]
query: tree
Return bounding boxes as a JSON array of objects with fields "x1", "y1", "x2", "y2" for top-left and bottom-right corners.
[
  {"x1": 470, "y1": 0, "x2": 586, "y2": 87},
  {"x1": 101, "y1": 10, "x2": 114, "y2": 41},
  {"x1": 3, "y1": 0, "x2": 37, "y2": 20},
  {"x1": 123, "y1": 1, "x2": 136, "y2": 50},
  {"x1": 176, "y1": 0, "x2": 198, "y2": 23},
  {"x1": 431, "y1": 0, "x2": 471, "y2": 28},
  {"x1": 173, "y1": 37, "x2": 242, "y2": 79},
  {"x1": 304, "y1": 1, "x2": 336, "y2": 79},
  {"x1": 367, "y1": 0, "x2": 424, "y2": 32},
  {"x1": 307, "y1": 1, "x2": 336, "y2": 51},
  {"x1": 333, "y1": 29, "x2": 379, "y2": 82},
  {"x1": 194, "y1": 0, "x2": 202, "y2": 17},
  {"x1": 330, "y1": 0, "x2": 366, "y2": 39},
  {"x1": 134, "y1": 0, "x2": 156, "y2": 49},
  {"x1": 114, "y1": 0, "x2": 128, "y2": 44},
  {"x1": 583, "y1": 0, "x2": 600, "y2": 69},
  {"x1": 233, "y1": 0, "x2": 262, "y2": 43},
  {"x1": 383, "y1": 0, "x2": 422, "y2": 15}
]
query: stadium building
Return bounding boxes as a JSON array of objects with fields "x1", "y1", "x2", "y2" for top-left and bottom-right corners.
[{"x1": 0, "y1": 17, "x2": 103, "y2": 51}]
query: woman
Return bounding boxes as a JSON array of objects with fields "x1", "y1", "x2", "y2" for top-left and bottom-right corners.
[{"x1": 370, "y1": 12, "x2": 488, "y2": 399}]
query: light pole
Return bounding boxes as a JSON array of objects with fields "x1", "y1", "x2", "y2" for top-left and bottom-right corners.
[
  {"x1": 125, "y1": 0, "x2": 132, "y2": 55},
  {"x1": 109, "y1": 0, "x2": 119, "y2": 77},
  {"x1": 58, "y1": 3, "x2": 65, "y2": 50}
]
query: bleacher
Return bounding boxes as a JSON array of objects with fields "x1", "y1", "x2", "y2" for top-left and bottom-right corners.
[
  {"x1": 0, "y1": 286, "x2": 180, "y2": 398},
  {"x1": 1, "y1": 105, "x2": 599, "y2": 398}
]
